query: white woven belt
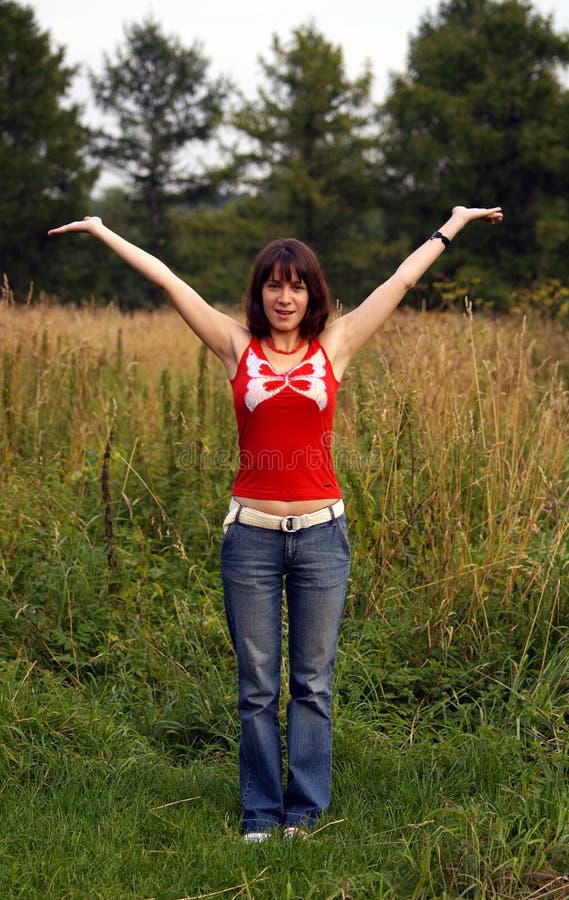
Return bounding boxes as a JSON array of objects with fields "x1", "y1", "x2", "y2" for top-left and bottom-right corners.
[{"x1": 223, "y1": 498, "x2": 344, "y2": 533}]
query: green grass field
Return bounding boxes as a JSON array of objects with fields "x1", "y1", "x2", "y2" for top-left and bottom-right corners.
[{"x1": 1, "y1": 301, "x2": 567, "y2": 898}]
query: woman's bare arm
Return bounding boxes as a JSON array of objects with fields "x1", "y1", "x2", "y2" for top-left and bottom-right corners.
[
  {"x1": 48, "y1": 217, "x2": 249, "y2": 373},
  {"x1": 321, "y1": 205, "x2": 503, "y2": 378}
]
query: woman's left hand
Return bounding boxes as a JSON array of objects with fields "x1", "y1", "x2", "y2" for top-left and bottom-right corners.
[{"x1": 451, "y1": 206, "x2": 504, "y2": 225}]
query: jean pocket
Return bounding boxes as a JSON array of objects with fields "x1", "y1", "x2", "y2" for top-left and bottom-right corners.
[
  {"x1": 220, "y1": 522, "x2": 237, "y2": 557},
  {"x1": 333, "y1": 516, "x2": 351, "y2": 558}
]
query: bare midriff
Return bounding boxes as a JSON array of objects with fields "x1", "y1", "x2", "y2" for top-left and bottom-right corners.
[{"x1": 233, "y1": 496, "x2": 341, "y2": 516}]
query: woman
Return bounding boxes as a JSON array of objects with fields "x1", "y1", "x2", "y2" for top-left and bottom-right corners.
[{"x1": 49, "y1": 204, "x2": 503, "y2": 841}]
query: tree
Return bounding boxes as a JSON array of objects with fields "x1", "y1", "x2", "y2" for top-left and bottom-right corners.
[
  {"x1": 0, "y1": 0, "x2": 96, "y2": 298},
  {"x1": 380, "y1": 0, "x2": 569, "y2": 290},
  {"x1": 232, "y1": 23, "x2": 383, "y2": 296},
  {"x1": 90, "y1": 18, "x2": 229, "y2": 263}
]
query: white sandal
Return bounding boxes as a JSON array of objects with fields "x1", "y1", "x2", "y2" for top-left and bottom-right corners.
[
  {"x1": 243, "y1": 831, "x2": 270, "y2": 843},
  {"x1": 283, "y1": 826, "x2": 309, "y2": 838}
]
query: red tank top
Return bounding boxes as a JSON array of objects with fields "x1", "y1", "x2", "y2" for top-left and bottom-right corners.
[{"x1": 230, "y1": 337, "x2": 342, "y2": 500}]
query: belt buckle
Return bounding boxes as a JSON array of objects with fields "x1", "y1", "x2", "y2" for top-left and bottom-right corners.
[{"x1": 281, "y1": 516, "x2": 295, "y2": 532}]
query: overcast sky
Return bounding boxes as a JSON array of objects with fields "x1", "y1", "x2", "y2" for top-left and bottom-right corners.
[
  {"x1": 27, "y1": 0, "x2": 569, "y2": 191},
  {"x1": 29, "y1": 0, "x2": 569, "y2": 101}
]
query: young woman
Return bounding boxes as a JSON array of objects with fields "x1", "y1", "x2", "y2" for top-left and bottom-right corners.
[{"x1": 49, "y1": 204, "x2": 503, "y2": 841}]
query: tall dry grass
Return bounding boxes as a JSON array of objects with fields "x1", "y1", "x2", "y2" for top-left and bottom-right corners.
[
  {"x1": 2, "y1": 298, "x2": 567, "y2": 646},
  {"x1": 2, "y1": 302, "x2": 567, "y2": 613},
  {"x1": 1, "y1": 298, "x2": 568, "y2": 897}
]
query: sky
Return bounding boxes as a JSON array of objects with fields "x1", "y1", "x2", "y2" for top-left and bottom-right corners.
[{"x1": 27, "y1": 0, "x2": 569, "y2": 191}]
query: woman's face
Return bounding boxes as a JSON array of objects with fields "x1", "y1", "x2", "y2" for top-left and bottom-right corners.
[{"x1": 261, "y1": 266, "x2": 310, "y2": 333}]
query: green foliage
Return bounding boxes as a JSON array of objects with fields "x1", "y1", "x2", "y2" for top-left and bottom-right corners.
[
  {"x1": 381, "y1": 0, "x2": 569, "y2": 290},
  {"x1": 169, "y1": 22, "x2": 411, "y2": 310},
  {"x1": 509, "y1": 278, "x2": 569, "y2": 326},
  {"x1": 232, "y1": 23, "x2": 385, "y2": 295},
  {"x1": 90, "y1": 15, "x2": 229, "y2": 295},
  {"x1": 0, "y1": 0, "x2": 96, "y2": 298},
  {"x1": 171, "y1": 194, "x2": 275, "y2": 305},
  {"x1": 84, "y1": 186, "x2": 152, "y2": 306},
  {"x1": 171, "y1": 196, "x2": 409, "y2": 311},
  {"x1": 4, "y1": 5, "x2": 569, "y2": 310}
]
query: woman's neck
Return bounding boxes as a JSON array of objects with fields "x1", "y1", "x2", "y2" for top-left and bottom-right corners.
[{"x1": 264, "y1": 331, "x2": 306, "y2": 355}]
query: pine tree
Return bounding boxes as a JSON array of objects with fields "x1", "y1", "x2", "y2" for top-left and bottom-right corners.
[
  {"x1": 91, "y1": 17, "x2": 229, "y2": 266},
  {"x1": 0, "y1": 0, "x2": 96, "y2": 297},
  {"x1": 232, "y1": 23, "x2": 380, "y2": 271},
  {"x1": 381, "y1": 0, "x2": 569, "y2": 286}
]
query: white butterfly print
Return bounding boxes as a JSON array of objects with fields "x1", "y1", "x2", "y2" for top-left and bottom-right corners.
[{"x1": 244, "y1": 347, "x2": 328, "y2": 411}]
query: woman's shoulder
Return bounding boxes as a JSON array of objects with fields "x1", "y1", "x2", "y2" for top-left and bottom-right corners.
[
  {"x1": 227, "y1": 329, "x2": 254, "y2": 380},
  {"x1": 315, "y1": 321, "x2": 348, "y2": 382}
]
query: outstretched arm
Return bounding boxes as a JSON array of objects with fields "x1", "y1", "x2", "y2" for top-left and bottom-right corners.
[
  {"x1": 322, "y1": 206, "x2": 503, "y2": 377},
  {"x1": 48, "y1": 217, "x2": 248, "y2": 373}
]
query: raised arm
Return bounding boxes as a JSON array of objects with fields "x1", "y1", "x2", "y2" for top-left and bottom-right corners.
[
  {"x1": 321, "y1": 206, "x2": 503, "y2": 378},
  {"x1": 48, "y1": 217, "x2": 248, "y2": 374}
]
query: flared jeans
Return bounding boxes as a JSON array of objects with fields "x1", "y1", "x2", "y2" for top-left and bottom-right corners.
[{"x1": 220, "y1": 512, "x2": 350, "y2": 833}]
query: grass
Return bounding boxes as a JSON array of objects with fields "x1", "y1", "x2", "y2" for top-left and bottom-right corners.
[
  {"x1": 0, "y1": 298, "x2": 568, "y2": 898},
  {"x1": 1, "y1": 656, "x2": 567, "y2": 898}
]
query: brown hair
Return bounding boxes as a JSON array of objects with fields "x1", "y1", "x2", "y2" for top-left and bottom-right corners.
[{"x1": 245, "y1": 238, "x2": 331, "y2": 340}]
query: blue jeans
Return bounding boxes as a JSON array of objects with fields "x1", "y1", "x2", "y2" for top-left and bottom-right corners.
[{"x1": 220, "y1": 512, "x2": 350, "y2": 833}]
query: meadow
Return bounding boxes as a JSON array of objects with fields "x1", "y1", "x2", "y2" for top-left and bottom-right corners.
[{"x1": 0, "y1": 297, "x2": 568, "y2": 899}]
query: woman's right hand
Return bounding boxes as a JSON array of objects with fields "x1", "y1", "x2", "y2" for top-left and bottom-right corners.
[
  {"x1": 48, "y1": 216, "x2": 103, "y2": 236},
  {"x1": 46, "y1": 213, "x2": 248, "y2": 374}
]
